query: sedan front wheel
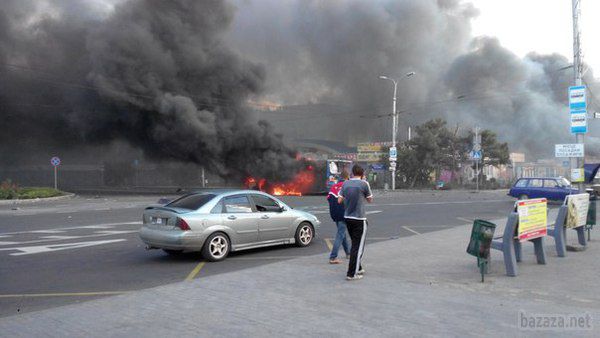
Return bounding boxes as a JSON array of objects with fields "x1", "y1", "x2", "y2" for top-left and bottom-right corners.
[{"x1": 295, "y1": 222, "x2": 314, "y2": 247}]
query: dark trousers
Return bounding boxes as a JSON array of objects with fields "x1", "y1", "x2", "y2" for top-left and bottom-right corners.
[{"x1": 345, "y1": 218, "x2": 367, "y2": 277}]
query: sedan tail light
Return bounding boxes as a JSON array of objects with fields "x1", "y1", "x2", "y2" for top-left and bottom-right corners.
[{"x1": 176, "y1": 217, "x2": 191, "y2": 231}]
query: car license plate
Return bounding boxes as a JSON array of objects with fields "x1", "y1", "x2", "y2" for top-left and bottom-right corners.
[{"x1": 152, "y1": 217, "x2": 163, "y2": 225}]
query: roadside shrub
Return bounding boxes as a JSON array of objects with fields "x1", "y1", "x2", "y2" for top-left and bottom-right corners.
[
  {"x1": 18, "y1": 187, "x2": 63, "y2": 199},
  {"x1": 0, "y1": 180, "x2": 63, "y2": 199},
  {"x1": 0, "y1": 179, "x2": 19, "y2": 199}
]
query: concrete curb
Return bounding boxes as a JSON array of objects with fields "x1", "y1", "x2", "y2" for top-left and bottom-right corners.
[{"x1": 0, "y1": 193, "x2": 75, "y2": 206}]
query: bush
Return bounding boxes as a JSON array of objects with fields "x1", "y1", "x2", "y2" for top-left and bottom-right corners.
[
  {"x1": 0, "y1": 179, "x2": 19, "y2": 199},
  {"x1": 18, "y1": 187, "x2": 63, "y2": 199},
  {"x1": 0, "y1": 180, "x2": 64, "y2": 199}
]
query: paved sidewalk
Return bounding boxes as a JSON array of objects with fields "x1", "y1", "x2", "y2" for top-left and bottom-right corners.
[{"x1": 1, "y1": 214, "x2": 598, "y2": 337}]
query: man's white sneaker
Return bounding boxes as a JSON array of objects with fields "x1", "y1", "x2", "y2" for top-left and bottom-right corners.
[
  {"x1": 346, "y1": 275, "x2": 363, "y2": 281},
  {"x1": 357, "y1": 268, "x2": 365, "y2": 275}
]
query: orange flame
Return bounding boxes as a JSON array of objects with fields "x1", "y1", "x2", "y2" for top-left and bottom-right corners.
[{"x1": 245, "y1": 169, "x2": 315, "y2": 196}]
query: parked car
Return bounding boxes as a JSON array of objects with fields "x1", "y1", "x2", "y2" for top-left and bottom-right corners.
[
  {"x1": 508, "y1": 177, "x2": 578, "y2": 201},
  {"x1": 139, "y1": 190, "x2": 320, "y2": 261}
]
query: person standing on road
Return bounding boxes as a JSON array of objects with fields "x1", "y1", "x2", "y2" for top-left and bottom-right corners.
[
  {"x1": 338, "y1": 165, "x2": 373, "y2": 281},
  {"x1": 327, "y1": 171, "x2": 351, "y2": 264}
]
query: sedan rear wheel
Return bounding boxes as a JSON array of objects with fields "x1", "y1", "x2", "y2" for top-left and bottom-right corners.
[
  {"x1": 295, "y1": 222, "x2": 314, "y2": 247},
  {"x1": 202, "y1": 232, "x2": 230, "y2": 262}
]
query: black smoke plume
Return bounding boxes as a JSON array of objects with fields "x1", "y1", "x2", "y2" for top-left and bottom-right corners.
[{"x1": 0, "y1": 0, "x2": 299, "y2": 180}]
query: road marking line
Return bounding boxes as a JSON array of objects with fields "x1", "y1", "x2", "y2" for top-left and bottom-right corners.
[
  {"x1": 457, "y1": 217, "x2": 474, "y2": 223},
  {"x1": 402, "y1": 226, "x2": 421, "y2": 235},
  {"x1": 185, "y1": 261, "x2": 206, "y2": 281},
  {"x1": 324, "y1": 238, "x2": 333, "y2": 250},
  {"x1": 0, "y1": 221, "x2": 140, "y2": 236},
  {"x1": 310, "y1": 211, "x2": 329, "y2": 215},
  {"x1": 0, "y1": 239, "x2": 126, "y2": 256},
  {"x1": 0, "y1": 231, "x2": 138, "y2": 246},
  {"x1": 369, "y1": 199, "x2": 509, "y2": 207},
  {"x1": 365, "y1": 210, "x2": 382, "y2": 215},
  {"x1": 229, "y1": 256, "x2": 299, "y2": 260},
  {"x1": 0, "y1": 291, "x2": 127, "y2": 298}
]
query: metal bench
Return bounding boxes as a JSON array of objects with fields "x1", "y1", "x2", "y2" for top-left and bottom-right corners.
[
  {"x1": 547, "y1": 205, "x2": 587, "y2": 257},
  {"x1": 490, "y1": 212, "x2": 546, "y2": 277}
]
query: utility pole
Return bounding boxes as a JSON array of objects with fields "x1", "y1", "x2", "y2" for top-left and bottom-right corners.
[
  {"x1": 572, "y1": 0, "x2": 585, "y2": 192},
  {"x1": 379, "y1": 72, "x2": 415, "y2": 190},
  {"x1": 475, "y1": 126, "x2": 479, "y2": 192}
]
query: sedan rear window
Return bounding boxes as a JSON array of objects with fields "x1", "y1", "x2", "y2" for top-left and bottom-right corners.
[{"x1": 166, "y1": 194, "x2": 216, "y2": 210}]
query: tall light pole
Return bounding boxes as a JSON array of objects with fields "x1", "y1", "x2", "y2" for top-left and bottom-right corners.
[
  {"x1": 572, "y1": 0, "x2": 584, "y2": 192},
  {"x1": 379, "y1": 71, "x2": 415, "y2": 190}
]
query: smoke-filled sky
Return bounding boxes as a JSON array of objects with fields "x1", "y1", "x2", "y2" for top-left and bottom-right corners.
[{"x1": 1, "y1": 0, "x2": 599, "y2": 177}]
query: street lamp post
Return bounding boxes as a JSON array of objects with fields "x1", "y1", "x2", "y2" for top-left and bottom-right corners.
[{"x1": 379, "y1": 72, "x2": 415, "y2": 190}]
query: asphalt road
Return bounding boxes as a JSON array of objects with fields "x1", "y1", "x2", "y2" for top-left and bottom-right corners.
[{"x1": 0, "y1": 190, "x2": 522, "y2": 317}]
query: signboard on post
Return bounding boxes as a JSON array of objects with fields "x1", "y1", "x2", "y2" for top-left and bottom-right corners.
[
  {"x1": 389, "y1": 146, "x2": 397, "y2": 162},
  {"x1": 569, "y1": 86, "x2": 587, "y2": 134},
  {"x1": 517, "y1": 198, "x2": 547, "y2": 241},
  {"x1": 469, "y1": 150, "x2": 482, "y2": 161},
  {"x1": 565, "y1": 193, "x2": 590, "y2": 228},
  {"x1": 571, "y1": 168, "x2": 584, "y2": 183},
  {"x1": 555, "y1": 144, "x2": 584, "y2": 158},
  {"x1": 50, "y1": 156, "x2": 61, "y2": 190}
]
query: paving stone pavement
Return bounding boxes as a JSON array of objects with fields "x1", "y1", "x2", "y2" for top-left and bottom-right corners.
[{"x1": 1, "y1": 212, "x2": 599, "y2": 337}]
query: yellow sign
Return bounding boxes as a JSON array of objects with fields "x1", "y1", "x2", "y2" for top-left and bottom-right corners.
[
  {"x1": 357, "y1": 143, "x2": 384, "y2": 152},
  {"x1": 565, "y1": 193, "x2": 589, "y2": 228},
  {"x1": 571, "y1": 168, "x2": 584, "y2": 183},
  {"x1": 517, "y1": 198, "x2": 547, "y2": 241},
  {"x1": 356, "y1": 152, "x2": 386, "y2": 162}
]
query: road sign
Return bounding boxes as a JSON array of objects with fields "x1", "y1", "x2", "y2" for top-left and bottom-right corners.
[
  {"x1": 571, "y1": 168, "x2": 584, "y2": 183},
  {"x1": 50, "y1": 156, "x2": 61, "y2": 166},
  {"x1": 569, "y1": 86, "x2": 587, "y2": 134},
  {"x1": 470, "y1": 150, "x2": 482, "y2": 160},
  {"x1": 389, "y1": 147, "x2": 397, "y2": 161},
  {"x1": 473, "y1": 144, "x2": 481, "y2": 151},
  {"x1": 569, "y1": 86, "x2": 586, "y2": 110},
  {"x1": 555, "y1": 144, "x2": 584, "y2": 158},
  {"x1": 389, "y1": 161, "x2": 397, "y2": 169},
  {"x1": 570, "y1": 110, "x2": 587, "y2": 134}
]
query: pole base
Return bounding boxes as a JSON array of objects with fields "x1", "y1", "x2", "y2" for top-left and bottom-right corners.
[{"x1": 566, "y1": 244, "x2": 586, "y2": 252}]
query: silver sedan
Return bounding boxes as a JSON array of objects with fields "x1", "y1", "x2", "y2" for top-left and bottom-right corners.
[{"x1": 139, "y1": 190, "x2": 320, "y2": 261}]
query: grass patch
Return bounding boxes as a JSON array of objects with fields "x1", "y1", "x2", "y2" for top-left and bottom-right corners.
[
  {"x1": 17, "y1": 187, "x2": 65, "y2": 199},
  {"x1": 0, "y1": 181, "x2": 65, "y2": 200}
]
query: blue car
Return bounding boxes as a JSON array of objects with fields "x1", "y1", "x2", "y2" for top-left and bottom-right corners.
[{"x1": 508, "y1": 177, "x2": 578, "y2": 201}]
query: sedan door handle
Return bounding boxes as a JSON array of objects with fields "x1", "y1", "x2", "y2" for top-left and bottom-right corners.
[
  {"x1": 261, "y1": 215, "x2": 270, "y2": 219},
  {"x1": 227, "y1": 215, "x2": 237, "y2": 220}
]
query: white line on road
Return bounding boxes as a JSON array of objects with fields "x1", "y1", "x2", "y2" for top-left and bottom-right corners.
[
  {"x1": 402, "y1": 226, "x2": 421, "y2": 235},
  {"x1": 0, "y1": 221, "x2": 140, "y2": 236},
  {"x1": 366, "y1": 210, "x2": 382, "y2": 215},
  {"x1": 456, "y1": 217, "x2": 474, "y2": 223},
  {"x1": 0, "y1": 230, "x2": 138, "y2": 246},
  {"x1": 0, "y1": 239, "x2": 127, "y2": 256},
  {"x1": 368, "y1": 199, "x2": 509, "y2": 207}
]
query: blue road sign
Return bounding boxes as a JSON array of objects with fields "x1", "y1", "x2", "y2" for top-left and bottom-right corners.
[
  {"x1": 470, "y1": 150, "x2": 482, "y2": 160},
  {"x1": 50, "y1": 156, "x2": 61, "y2": 166}
]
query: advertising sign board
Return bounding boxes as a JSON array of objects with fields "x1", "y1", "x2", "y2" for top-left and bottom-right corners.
[
  {"x1": 517, "y1": 198, "x2": 547, "y2": 241},
  {"x1": 565, "y1": 193, "x2": 590, "y2": 228}
]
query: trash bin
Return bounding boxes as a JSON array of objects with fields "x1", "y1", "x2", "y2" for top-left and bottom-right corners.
[{"x1": 466, "y1": 220, "x2": 496, "y2": 282}]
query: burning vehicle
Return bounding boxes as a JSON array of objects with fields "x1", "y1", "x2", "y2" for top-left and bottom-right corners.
[{"x1": 245, "y1": 159, "x2": 353, "y2": 196}]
